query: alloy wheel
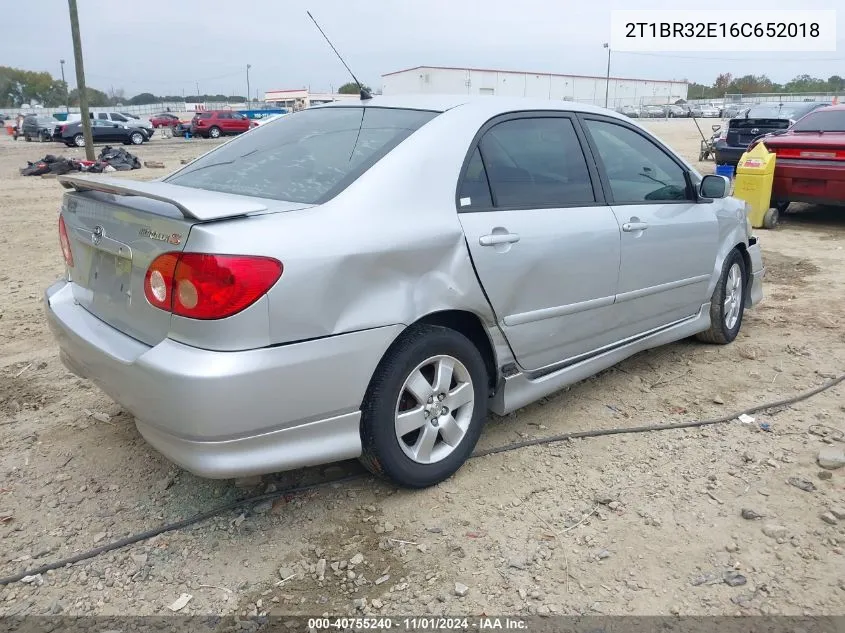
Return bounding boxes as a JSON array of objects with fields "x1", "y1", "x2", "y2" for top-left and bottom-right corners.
[
  {"x1": 394, "y1": 355, "x2": 474, "y2": 465},
  {"x1": 723, "y1": 262, "x2": 743, "y2": 330}
]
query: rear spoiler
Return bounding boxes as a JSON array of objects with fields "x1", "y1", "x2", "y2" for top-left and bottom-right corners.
[{"x1": 57, "y1": 174, "x2": 268, "y2": 221}]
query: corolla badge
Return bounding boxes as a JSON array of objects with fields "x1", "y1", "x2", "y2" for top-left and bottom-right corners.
[
  {"x1": 91, "y1": 225, "x2": 104, "y2": 245},
  {"x1": 139, "y1": 227, "x2": 182, "y2": 245}
]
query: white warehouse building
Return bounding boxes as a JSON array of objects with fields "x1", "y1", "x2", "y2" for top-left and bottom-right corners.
[{"x1": 381, "y1": 65, "x2": 688, "y2": 108}]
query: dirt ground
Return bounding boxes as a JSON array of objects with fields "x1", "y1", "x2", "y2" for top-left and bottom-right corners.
[{"x1": 0, "y1": 119, "x2": 843, "y2": 620}]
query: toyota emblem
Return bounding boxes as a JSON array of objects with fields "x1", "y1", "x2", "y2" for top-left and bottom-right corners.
[
  {"x1": 750, "y1": 128, "x2": 759, "y2": 135},
  {"x1": 91, "y1": 225, "x2": 104, "y2": 245}
]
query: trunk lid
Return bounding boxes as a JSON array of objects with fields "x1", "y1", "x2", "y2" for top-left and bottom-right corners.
[
  {"x1": 58, "y1": 175, "x2": 308, "y2": 346},
  {"x1": 727, "y1": 118, "x2": 792, "y2": 148},
  {"x1": 760, "y1": 132, "x2": 845, "y2": 161}
]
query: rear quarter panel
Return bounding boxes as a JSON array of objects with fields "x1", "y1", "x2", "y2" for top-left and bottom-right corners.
[{"x1": 180, "y1": 106, "x2": 499, "y2": 348}]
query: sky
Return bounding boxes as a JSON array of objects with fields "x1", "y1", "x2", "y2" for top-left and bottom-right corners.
[{"x1": 1, "y1": 0, "x2": 843, "y2": 98}]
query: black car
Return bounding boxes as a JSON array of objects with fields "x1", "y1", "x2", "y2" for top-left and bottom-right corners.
[
  {"x1": 56, "y1": 119, "x2": 148, "y2": 147},
  {"x1": 21, "y1": 114, "x2": 59, "y2": 142},
  {"x1": 715, "y1": 101, "x2": 829, "y2": 165}
]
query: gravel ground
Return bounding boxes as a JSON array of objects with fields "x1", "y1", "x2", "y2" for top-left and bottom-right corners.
[{"x1": 0, "y1": 119, "x2": 843, "y2": 618}]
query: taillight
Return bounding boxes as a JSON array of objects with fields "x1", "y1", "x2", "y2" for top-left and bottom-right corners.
[
  {"x1": 143, "y1": 253, "x2": 179, "y2": 310},
  {"x1": 773, "y1": 147, "x2": 845, "y2": 161},
  {"x1": 144, "y1": 253, "x2": 282, "y2": 320},
  {"x1": 58, "y1": 215, "x2": 74, "y2": 267}
]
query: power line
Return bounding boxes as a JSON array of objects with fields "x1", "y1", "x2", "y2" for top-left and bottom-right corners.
[
  {"x1": 617, "y1": 50, "x2": 845, "y2": 63},
  {"x1": 85, "y1": 68, "x2": 245, "y2": 87}
]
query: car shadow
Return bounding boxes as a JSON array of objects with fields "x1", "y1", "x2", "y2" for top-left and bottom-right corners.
[{"x1": 781, "y1": 203, "x2": 845, "y2": 232}]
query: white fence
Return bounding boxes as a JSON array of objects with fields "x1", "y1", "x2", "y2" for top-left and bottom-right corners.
[{"x1": 688, "y1": 91, "x2": 843, "y2": 107}]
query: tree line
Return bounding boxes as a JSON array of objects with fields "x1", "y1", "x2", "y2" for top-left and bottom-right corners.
[{"x1": 688, "y1": 73, "x2": 845, "y2": 100}]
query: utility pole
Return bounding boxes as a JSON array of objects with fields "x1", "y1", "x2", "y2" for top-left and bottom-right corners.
[
  {"x1": 68, "y1": 0, "x2": 94, "y2": 160},
  {"x1": 246, "y1": 64, "x2": 251, "y2": 109},
  {"x1": 59, "y1": 59, "x2": 69, "y2": 114},
  {"x1": 603, "y1": 43, "x2": 611, "y2": 109}
]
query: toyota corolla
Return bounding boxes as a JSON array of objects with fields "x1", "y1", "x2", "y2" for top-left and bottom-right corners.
[{"x1": 45, "y1": 96, "x2": 765, "y2": 488}]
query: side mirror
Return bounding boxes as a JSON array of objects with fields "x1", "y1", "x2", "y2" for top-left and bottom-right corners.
[
  {"x1": 700, "y1": 174, "x2": 730, "y2": 199},
  {"x1": 712, "y1": 124, "x2": 721, "y2": 132}
]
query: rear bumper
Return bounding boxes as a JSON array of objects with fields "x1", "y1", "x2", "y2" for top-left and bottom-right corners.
[
  {"x1": 772, "y1": 159, "x2": 845, "y2": 207},
  {"x1": 747, "y1": 240, "x2": 764, "y2": 308},
  {"x1": 714, "y1": 142, "x2": 745, "y2": 165},
  {"x1": 45, "y1": 280, "x2": 403, "y2": 478}
]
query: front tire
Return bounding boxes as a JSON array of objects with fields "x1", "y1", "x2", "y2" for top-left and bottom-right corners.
[
  {"x1": 360, "y1": 325, "x2": 488, "y2": 489},
  {"x1": 696, "y1": 249, "x2": 747, "y2": 345},
  {"x1": 130, "y1": 132, "x2": 144, "y2": 145}
]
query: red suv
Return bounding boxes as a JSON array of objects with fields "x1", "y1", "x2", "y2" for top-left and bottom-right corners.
[{"x1": 191, "y1": 110, "x2": 253, "y2": 138}]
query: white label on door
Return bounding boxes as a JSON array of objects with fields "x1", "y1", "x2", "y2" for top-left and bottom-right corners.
[{"x1": 459, "y1": 197, "x2": 471, "y2": 207}]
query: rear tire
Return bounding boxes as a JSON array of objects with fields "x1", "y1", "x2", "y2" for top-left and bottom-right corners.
[
  {"x1": 208, "y1": 126, "x2": 222, "y2": 139},
  {"x1": 73, "y1": 134, "x2": 85, "y2": 147},
  {"x1": 359, "y1": 325, "x2": 488, "y2": 489},
  {"x1": 24, "y1": 134, "x2": 31, "y2": 142},
  {"x1": 696, "y1": 249, "x2": 747, "y2": 345}
]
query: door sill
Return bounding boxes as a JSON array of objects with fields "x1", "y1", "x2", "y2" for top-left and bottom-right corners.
[{"x1": 490, "y1": 304, "x2": 710, "y2": 415}]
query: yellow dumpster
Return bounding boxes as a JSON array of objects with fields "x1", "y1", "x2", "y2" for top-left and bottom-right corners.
[{"x1": 733, "y1": 143, "x2": 778, "y2": 229}]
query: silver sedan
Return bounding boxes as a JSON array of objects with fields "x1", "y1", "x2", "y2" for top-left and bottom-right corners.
[{"x1": 45, "y1": 95, "x2": 765, "y2": 488}]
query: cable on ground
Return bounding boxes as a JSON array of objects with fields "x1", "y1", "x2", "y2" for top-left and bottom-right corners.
[{"x1": 0, "y1": 372, "x2": 841, "y2": 586}]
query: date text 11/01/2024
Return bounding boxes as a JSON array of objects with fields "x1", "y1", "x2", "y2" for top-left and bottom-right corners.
[
  {"x1": 625, "y1": 22, "x2": 820, "y2": 38},
  {"x1": 307, "y1": 617, "x2": 528, "y2": 630}
]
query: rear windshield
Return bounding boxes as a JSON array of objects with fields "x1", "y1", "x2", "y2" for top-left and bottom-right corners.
[
  {"x1": 168, "y1": 107, "x2": 438, "y2": 204},
  {"x1": 791, "y1": 109, "x2": 845, "y2": 132},
  {"x1": 746, "y1": 103, "x2": 818, "y2": 120}
]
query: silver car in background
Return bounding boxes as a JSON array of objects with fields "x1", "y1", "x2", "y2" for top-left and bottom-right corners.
[
  {"x1": 46, "y1": 96, "x2": 765, "y2": 488},
  {"x1": 691, "y1": 104, "x2": 722, "y2": 118}
]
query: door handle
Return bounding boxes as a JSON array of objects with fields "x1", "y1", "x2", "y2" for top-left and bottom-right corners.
[
  {"x1": 479, "y1": 233, "x2": 520, "y2": 246},
  {"x1": 622, "y1": 222, "x2": 649, "y2": 232}
]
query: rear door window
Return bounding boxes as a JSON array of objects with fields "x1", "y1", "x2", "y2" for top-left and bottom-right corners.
[
  {"x1": 168, "y1": 107, "x2": 438, "y2": 204},
  {"x1": 458, "y1": 149, "x2": 493, "y2": 209},
  {"x1": 477, "y1": 117, "x2": 595, "y2": 208}
]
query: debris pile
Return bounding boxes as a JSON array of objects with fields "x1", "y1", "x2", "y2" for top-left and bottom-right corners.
[
  {"x1": 89, "y1": 146, "x2": 142, "y2": 172},
  {"x1": 20, "y1": 146, "x2": 142, "y2": 177},
  {"x1": 19, "y1": 155, "x2": 80, "y2": 177}
]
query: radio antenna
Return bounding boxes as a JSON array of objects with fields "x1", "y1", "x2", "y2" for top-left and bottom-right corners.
[{"x1": 306, "y1": 11, "x2": 372, "y2": 101}]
